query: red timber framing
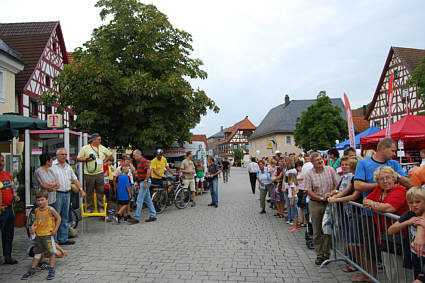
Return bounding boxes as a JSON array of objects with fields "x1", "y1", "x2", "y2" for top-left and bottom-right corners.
[
  {"x1": 366, "y1": 47, "x2": 425, "y2": 129},
  {"x1": 0, "y1": 21, "x2": 76, "y2": 127},
  {"x1": 217, "y1": 117, "x2": 256, "y2": 157}
]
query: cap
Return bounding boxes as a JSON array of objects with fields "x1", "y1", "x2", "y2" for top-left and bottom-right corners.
[{"x1": 89, "y1": 133, "x2": 100, "y2": 142}]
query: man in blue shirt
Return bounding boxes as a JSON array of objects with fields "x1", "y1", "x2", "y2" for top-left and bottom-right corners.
[{"x1": 351, "y1": 138, "x2": 411, "y2": 282}]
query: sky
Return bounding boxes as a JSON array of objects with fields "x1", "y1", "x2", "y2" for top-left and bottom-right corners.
[{"x1": 1, "y1": 0, "x2": 425, "y2": 137}]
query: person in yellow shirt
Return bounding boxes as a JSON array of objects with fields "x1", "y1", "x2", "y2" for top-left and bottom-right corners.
[
  {"x1": 151, "y1": 149, "x2": 176, "y2": 190},
  {"x1": 21, "y1": 190, "x2": 61, "y2": 280},
  {"x1": 77, "y1": 133, "x2": 113, "y2": 213}
]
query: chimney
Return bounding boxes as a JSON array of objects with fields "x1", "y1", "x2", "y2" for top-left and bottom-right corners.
[
  {"x1": 220, "y1": 126, "x2": 223, "y2": 131},
  {"x1": 285, "y1": 94, "x2": 290, "y2": 106}
]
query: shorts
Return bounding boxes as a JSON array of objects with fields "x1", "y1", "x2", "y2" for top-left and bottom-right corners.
[
  {"x1": 195, "y1": 177, "x2": 204, "y2": 183},
  {"x1": 118, "y1": 200, "x2": 129, "y2": 205},
  {"x1": 33, "y1": 236, "x2": 56, "y2": 256},
  {"x1": 183, "y1": 178, "x2": 196, "y2": 192}
]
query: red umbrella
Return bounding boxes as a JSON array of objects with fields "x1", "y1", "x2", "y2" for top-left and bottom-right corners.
[{"x1": 360, "y1": 115, "x2": 425, "y2": 148}]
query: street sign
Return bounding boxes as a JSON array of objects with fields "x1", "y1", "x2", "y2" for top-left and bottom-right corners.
[{"x1": 47, "y1": 114, "x2": 63, "y2": 128}]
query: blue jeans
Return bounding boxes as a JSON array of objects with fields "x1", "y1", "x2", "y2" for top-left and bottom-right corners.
[
  {"x1": 133, "y1": 180, "x2": 156, "y2": 220},
  {"x1": 210, "y1": 177, "x2": 218, "y2": 204},
  {"x1": 55, "y1": 192, "x2": 70, "y2": 243}
]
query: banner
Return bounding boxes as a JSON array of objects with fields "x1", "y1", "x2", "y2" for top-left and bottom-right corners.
[
  {"x1": 343, "y1": 93, "x2": 356, "y2": 149},
  {"x1": 385, "y1": 72, "x2": 394, "y2": 138}
]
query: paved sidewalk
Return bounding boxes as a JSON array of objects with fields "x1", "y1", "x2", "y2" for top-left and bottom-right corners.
[{"x1": 1, "y1": 167, "x2": 352, "y2": 282}]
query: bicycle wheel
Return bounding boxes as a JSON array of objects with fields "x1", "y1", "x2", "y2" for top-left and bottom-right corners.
[
  {"x1": 70, "y1": 208, "x2": 80, "y2": 229},
  {"x1": 175, "y1": 187, "x2": 190, "y2": 209},
  {"x1": 152, "y1": 190, "x2": 167, "y2": 214},
  {"x1": 25, "y1": 207, "x2": 36, "y2": 238}
]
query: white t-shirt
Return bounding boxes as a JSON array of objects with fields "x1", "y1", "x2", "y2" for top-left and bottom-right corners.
[
  {"x1": 248, "y1": 162, "x2": 259, "y2": 173},
  {"x1": 288, "y1": 183, "x2": 298, "y2": 198},
  {"x1": 301, "y1": 162, "x2": 313, "y2": 176}
]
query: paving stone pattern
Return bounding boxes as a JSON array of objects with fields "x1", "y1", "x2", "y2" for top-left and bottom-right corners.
[{"x1": 1, "y1": 168, "x2": 353, "y2": 282}]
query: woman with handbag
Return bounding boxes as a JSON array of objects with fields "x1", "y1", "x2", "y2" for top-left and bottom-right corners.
[{"x1": 363, "y1": 166, "x2": 410, "y2": 282}]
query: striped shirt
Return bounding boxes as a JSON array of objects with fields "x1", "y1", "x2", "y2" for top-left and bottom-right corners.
[
  {"x1": 136, "y1": 158, "x2": 150, "y2": 181},
  {"x1": 51, "y1": 160, "x2": 77, "y2": 192},
  {"x1": 303, "y1": 166, "x2": 340, "y2": 197}
]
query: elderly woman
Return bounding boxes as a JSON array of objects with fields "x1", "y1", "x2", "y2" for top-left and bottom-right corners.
[
  {"x1": 33, "y1": 153, "x2": 60, "y2": 207},
  {"x1": 363, "y1": 166, "x2": 410, "y2": 283},
  {"x1": 257, "y1": 160, "x2": 273, "y2": 214}
]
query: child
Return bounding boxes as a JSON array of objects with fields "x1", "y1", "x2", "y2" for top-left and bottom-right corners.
[
  {"x1": 195, "y1": 160, "x2": 205, "y2": 195},
  {"x1": 287, "y1": 169, "x2": 299, "y2": 232},
  {"x1": 295, "y1": 161, "x2": 307, "y2": 227},
  {"x1": 21, "y1": 190, "x2": 61, "y2": 280},
  {"x1": 27, "y1": 232, "x2": 68, "y2": 270},
  {"x1": 268, "y1": 159, "x2": 278, "y2": 210},
  {"x1": 114, "y1": 166, "x2": 131, "y2": 224},
  {"x1": 328, "y1": 156, "x2": 362, "y2": 274},
  {"x1": 388, "y1": 187, "x2": 425, "y2": 283},
  {"x1": 273, "y1": 157, "x2": 286, "y2": 218}
]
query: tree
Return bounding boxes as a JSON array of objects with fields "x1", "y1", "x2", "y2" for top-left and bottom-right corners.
[
  {"x1": 233, "y1": 149, "x2": 244, "y2": 165},
  {"x1": 294, "y1": 91, "x2": 348, "y2": 151},
  {"x1": 408, "y1": 56, "x2": 425, "y2": 102},
  {"x1": 40, "y1": 0, "x2": 218, "y2": 148}
]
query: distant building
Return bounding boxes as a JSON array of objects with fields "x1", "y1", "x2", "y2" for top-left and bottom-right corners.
[
  {"x1": 0, "y1": 21, "x2": 75, "y2": 126},
  {"x1": 249, "y1": 95, "x2": 346, "y2": 158},
  {"x1": 352, "y1": 106, "x2": 370, "y2": 133},
  {"x1": 190, "y1": 134, "x2": 208, "y2": 150},
  {"x1": 216, "y1": 116, "x2": 256, "y2": 158},
  {"x1": 366, "y1": 46, "x2": 425, "y2": 128},
  {"x1": 0, "y1": 39, "x2": 24, "y2": 114},
  {"x1": 207, "y1": 126, "x2": 225, "y2": 156}
]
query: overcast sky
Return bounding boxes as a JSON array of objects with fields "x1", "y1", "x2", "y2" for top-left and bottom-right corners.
[{"x1": 2, "y1": 0, "x2": 425, "y2": 137}]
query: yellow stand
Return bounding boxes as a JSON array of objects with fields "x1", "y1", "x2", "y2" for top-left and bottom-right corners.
[{"x1": 81, "y1": 193, "x2": 108, "y2": 234}]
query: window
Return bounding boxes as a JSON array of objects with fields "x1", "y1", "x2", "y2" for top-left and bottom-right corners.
[
  {"x1": 286, "y1": 135, "x2": 292, "y2": 145},
  {"x1": 0, "y1": 70, "x2": 5, "y2": 102},
  {"x1": 374, "y1": 120, "x2": 381, "y2": 128},
  {"x1": 69, "y1": 114, "x2": 74, "y2": 126},
  {"x1": 45, "y1": 105, "x2": 52, "y2": 120},
  {"x1": 394, "y1": 70, "x2": 399, "y2": 80},
  {"x1": 30, "y1": 99, "x2": 38, "y2": 117},
  {"x1": 45, "y1": 75, "x2": 51, "y2": 87}
]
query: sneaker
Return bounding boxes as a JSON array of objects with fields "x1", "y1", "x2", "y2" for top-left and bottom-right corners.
[
  {"x1": 127, "y1": 218, "x2": 139, "y2": 225},
  {"x1": 21, "y1": 268, "x2": 36, "y2": 280},
  {"x1": 191, "y1": 202, "x2": 196, "y2": 207},
  {"x1": 47, "y1": 268, "x2": 55, "y2": 280},
  {"x1": 289, "y1": 222, "x2": 294, "y2": 225},
  {"x1": 113, "y1": 215, "x2": 120, "y2": 224},
  {"x1": 37, "y1": 261, "x2": 49, "y2": 270},
  {"x1": 286, "y1": 221, "x2": 290, "y2": 224},
  {"x1": 260, "y1": 210, "x2": 266, "y2": 214}
]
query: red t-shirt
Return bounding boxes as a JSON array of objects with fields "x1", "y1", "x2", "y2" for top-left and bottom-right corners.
[
  {"x1": 103, "y1": 165, "x2": 110, "y2": 189},
  {"x1": 366, "y1": 184, "x2": 409, "y2": 242},
  {"x1": 0, "y1": 171, "x2": 13, "y2": 206}
]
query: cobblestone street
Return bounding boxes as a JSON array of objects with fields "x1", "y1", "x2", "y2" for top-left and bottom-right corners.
[{"x1": 1, "y1": 168, "x2": 352, "y2": 282}]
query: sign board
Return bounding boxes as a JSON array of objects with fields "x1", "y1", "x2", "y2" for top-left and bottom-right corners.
[
  {"x1": 267, "y1": 141, "x2": 273, "y2": 149},
  {"x1": 31, "y1": 148, "x2": 42, "y2": 155},
  {"x1": 398, "y1": 140, "x2": 404, "y2": 150},
  {"x1": 47, "y1": 114, "x2": 63, "y2": 128},
  {"x1": 397, "y1": 150, "x2": 405, "y2": 158}
]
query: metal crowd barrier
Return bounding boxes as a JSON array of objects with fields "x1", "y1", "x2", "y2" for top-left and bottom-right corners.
[{"x1": 322, "y1": 201, "x2": 422, "y2": 283}]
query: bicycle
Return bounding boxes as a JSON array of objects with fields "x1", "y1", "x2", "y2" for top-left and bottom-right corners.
[{"x1": 151, "y1": 176, "x2": 190, "y2": 214}]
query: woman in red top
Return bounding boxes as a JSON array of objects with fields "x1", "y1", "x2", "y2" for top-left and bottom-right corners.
[{"x1": 363, "y1": 166, "x2": 409, "y2": 282}]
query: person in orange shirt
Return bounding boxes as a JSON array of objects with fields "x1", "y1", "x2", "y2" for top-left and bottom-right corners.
[
  {"x1": 409, "y1": 166, "x2": 425, "y2": 187},
  {"x1": 22, "y1": 190, "x2": 61, "y2": 280}
]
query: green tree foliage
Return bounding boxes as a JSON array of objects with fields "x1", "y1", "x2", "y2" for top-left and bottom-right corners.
[
  {"x1": 233, "y1": 148, "x2": 244, "y2": 164},
  {"x1": 408, "y1": 56, "x2": 425, "y2": 101},
  {"x1": 294, "y1": 91, "x2": 348, "y2": 151},
  {"x1": 40, "y1": 0, "x2": 218, "y2": 148}
]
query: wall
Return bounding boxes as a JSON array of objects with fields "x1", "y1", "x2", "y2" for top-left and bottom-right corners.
[
  {"x1": 248, "y1": 133, "x2": 303, "y2": 159},
  {"x1": 0, "y1": 69, "x2": 16, "y2": 114}
]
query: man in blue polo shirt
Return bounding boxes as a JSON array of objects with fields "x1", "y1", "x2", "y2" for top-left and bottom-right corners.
[{"x1": 352, "y1": 138, "x2": 411, "y2": 282}]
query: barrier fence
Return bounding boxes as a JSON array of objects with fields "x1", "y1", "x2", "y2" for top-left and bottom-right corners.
[{"x1": 322, "y1": 201, "x2": 424, "y2": 283}]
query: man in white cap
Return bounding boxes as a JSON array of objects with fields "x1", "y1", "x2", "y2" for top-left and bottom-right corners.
[{"x1": 77, "y1": 133, "x2": 113, "y2": 213}]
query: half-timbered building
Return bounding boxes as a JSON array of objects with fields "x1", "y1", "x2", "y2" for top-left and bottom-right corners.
[
  {"x1": 0, "y1": 21, "x2": 75, "y2": 126},
  {"x1": 366, "y1": 47, "x2": 425, "y2": 128},
  {"x1": 217, "y1": 117, "x2": 256, "y2": 158}
]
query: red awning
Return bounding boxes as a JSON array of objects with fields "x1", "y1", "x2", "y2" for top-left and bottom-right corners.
[{"x1": 360, "y1": 115, "x2": 425, "y2": 146}]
